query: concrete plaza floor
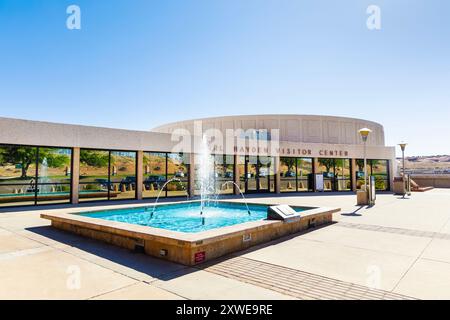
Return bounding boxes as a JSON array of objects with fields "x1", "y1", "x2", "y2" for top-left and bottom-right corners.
[{"x1": 1, "y1": 189, "x2": 450, "y2": 300}]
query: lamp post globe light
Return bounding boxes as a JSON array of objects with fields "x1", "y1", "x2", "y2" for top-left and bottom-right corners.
[{"x1": 358, "y1": 128, "x2": 372, "y2": 191}]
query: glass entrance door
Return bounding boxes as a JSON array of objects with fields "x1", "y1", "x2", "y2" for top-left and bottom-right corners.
[{"x1": 244, "y1": 156, "x2": 271, "y2": 193}]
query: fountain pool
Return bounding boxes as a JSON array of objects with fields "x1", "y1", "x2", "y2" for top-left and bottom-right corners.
[
  {"x1": 80, "y1": 202, "x2": 305, "y2": 233},
  {"x1": 42, "y1": 201, "x2": 339, "y2": 265},
  {"x1": 41, "y1": 134, "x2": 339, "y2": 265}
]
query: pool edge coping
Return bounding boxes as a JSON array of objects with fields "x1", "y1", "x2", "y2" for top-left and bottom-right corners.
[{"x1": 40, "y1": 202, "x2": 340, "y2": 244}]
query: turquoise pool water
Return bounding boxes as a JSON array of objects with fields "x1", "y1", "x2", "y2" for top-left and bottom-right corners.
[{"x1": 80, "y1": 202, "x2": 305, "y2": 233}]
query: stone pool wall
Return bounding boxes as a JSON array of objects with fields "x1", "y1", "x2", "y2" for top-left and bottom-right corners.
[{"x1": 44, "y1": 207, "x2": 339, "y2": 266}]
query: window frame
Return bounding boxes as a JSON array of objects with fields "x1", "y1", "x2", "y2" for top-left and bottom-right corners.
[
  {"x1": 0, "y1": 143, "x2": 73, "y2": 208},
  {"x1": 78, "y1": 148, "x2": 138, "y2": 203}
]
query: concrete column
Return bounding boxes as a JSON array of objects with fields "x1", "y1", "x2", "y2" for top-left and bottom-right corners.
[
  {"x1": 71, "y1": 147, "x2": 80, "y2": 204},
  {"x1": 275, "y1": 156, "x2": 281, "y2": 193},
  {"x1": 234, "y1": 154, "x2": 240, "y2": 195},
  {"x1": 389, "y1": 159, "x2": 395, "y2": 192},
  {"x1": 189, "y1": 153, "x2": 195, "y2": 197},
  {"x1": 313, "y1": 157, "x2": 320, "y2": 192},
  {"x1": 136, "y1": 150, "x2": 143, "y2": 200},
  {"x1": 351, "y1": 158, "x2": 357, "y2": 192}
]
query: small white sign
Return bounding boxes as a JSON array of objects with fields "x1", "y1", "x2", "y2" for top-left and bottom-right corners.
[
  {"x1": 243, "y1": 234, "x2": 252, "y2": 242},
  {"x1": 315, "y1": 174, "x2": 324, "y2": 192}
]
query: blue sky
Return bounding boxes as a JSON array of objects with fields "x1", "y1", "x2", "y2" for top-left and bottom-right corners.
[{"x1": 0, "y1": 0, "x2": 449, "y2": 156}]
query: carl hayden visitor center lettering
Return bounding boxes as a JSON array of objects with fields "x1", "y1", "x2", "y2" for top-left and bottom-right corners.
[{"x1": 0, "y1": 114, "x2": 395, "y2": 208}]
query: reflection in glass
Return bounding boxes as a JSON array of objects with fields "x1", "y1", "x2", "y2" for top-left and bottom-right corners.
[
  {"x1": 317, "y1": 158, "x2": 351, "y2": 191},
  {"x1": 36, "y1": 147, "x2": 72, "y2": 204},
  {"x1": 79, "y1": 183, "x2": 109, "y2": 202},
  {"x1": 0, "y1": 145, "x2": 73, "y2": 206},
  {"x1": 356, "y1": 159, "x2": 389, "y2": 191},
  {"x1": 238, "y1": 156, "x2": 246, "y2": 191},
  {"x1": 167, "y1": 153, "x2": 189, "y2": 197},
  {"x1": 335, "y1": 159, "x2": 351, "y2": 191},
  {"x1": 214, "y1": 154, "x2": 234, "y2": 195},
  {"x1": 79, "y1": 149, "x2": 109, "y2": 202},
  {"x1": 297, "y1": 158, "x2": 313, "y2": 191},
  {"x1": 246, "y1": 156, "x2": 258, "y2": 192},
  {"x1": 0, "y1": 184, "x2": 36, "y2": 207},
  {"x1": 280, "y1": 157, "x2": 296, "y2": 192},
  {"x1": 280, "y1": 157, "x2": 313, "y2": 192},
  {"x1": 110, "y1": 151, "x2": 136, "y2": 200},
  {"x1": 0, "y1": 145, "x2": 37, "y2": 185},
  {"x1": 143, "y1": 152, "x2": 167, "y2": 198},
  {"x1": 317, "y1": 158, "x2": 335, "y2": 191},
  {"x1": 79, "y1": 149, "x2": 109, "y2": 182}
]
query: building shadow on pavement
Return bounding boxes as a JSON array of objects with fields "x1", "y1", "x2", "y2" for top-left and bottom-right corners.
[
  {"x1": 25, "y1": 225, "x2": 196, "y2": 281},
  {"x1": 26, "y1": 219, "x2": 338, "y2": 280}
]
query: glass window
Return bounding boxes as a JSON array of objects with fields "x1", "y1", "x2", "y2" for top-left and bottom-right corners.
[
  {"x1": 280, "y1": 157, "x2": 296, "y2": 192},
  {"x1": 0, "y1": 145, "x2": 73, "y2": 207},
  {"x1": 280, "y1": 157, "x2": 313, "y2": 192},
  {"x1": 335, "y1": 159, "x2": 351, "y2": 191},
  {"x1": 0, "y1": 145, "x2": 37, "y2": 185},
  {"x1": 79, "y1": 149, "x2": 137, "y2": 202},
  {"x1": 193, "y1": 153, "x2": 214, "y2": 196},
  {"x1": 193, "y1": 154, "x2": 202, "y2": 196},
  {"x1": 372, "y1": 160, "x2": 389, "y2": 191},
  {"x1": 317, "y1": 158, "x2": 335, "y2": 191},
  {"x1": 297, "y1": 158, "x2": 313, "y2": 191},
  {"x1": 167, "y1": 153, "x2": 189, "y2": 197},
  {"x1": 246, "y1": 156, "x2": 258, "y2": 192},
  {"x1": 110, "y1": 151, "x2": 136, "y2": 201},
  {"x1": 0, "y1": 144, "x2": 37, "y2": 207},
  {"x1": 268, "y1": 157, "x2": 276, "y2": 193},
  {"x1": 317, "y1": 158, "x2": 351, "y2": 191},
  {"x1": 238, "y1": 156, "x2": 246, "y2": 192},
  {"x1": 143, "y1": 152, "x2": 167, "y2": 198},
  {"x1": 79, "y1": 149, "x2": 110, "y2": 202},
  {"x1": 37, "y1": 147, "x2": 72, "y2": 204},
  {"x1": 215, "y1": 154, "x2": 235, "y2": 195},
  {"x1": 0, "y1": 183, "x2": 36, "y2": 207},
  {"x1": 356, "y1": 159, "x2": 389, "y2": 191},
  {"x1": 355, "y1": 159, "x2": 366, "y2": 190}
]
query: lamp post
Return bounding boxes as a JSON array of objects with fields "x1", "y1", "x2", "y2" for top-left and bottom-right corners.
[
  {"x1": 358, "y1": 128, "x2": 372, "y2": 191},
  {"x1": 398, "y1": 142, "x2": 407, "y2": 179},
  {"x1": 398, "y1": 142, "x2": 408, "y2": 197}
]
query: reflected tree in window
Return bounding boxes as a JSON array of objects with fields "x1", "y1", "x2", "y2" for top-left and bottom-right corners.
[
  {"x1": 80, "y1": 150, "x2": 109, "y2": 168},
  {"x1": 0, "y1": 146, "x2": 36, "y2": 179}
]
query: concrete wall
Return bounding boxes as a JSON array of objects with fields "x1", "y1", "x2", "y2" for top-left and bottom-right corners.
[
  {"x1": 0, "y1": 117, "x2": 177, "y2": 152},
  {"x1": 152, "y1": 114, "x2": 386, "y2": 147},
  {"x1": 411, "y1": 175, "x2": 450, "y2": 188},
  {"x1": 0, "y1": 116, "x2": 395, "y2": 160}
]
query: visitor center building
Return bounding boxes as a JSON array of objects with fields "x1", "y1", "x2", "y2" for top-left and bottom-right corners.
[{"x1": 0, "y1": 115, "x2": 396, "y2": 208}]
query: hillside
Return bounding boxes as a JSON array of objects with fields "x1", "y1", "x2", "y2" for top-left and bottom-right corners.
[{"x1": 397, "y1": 155, "x2": 450, "y2": 173}]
